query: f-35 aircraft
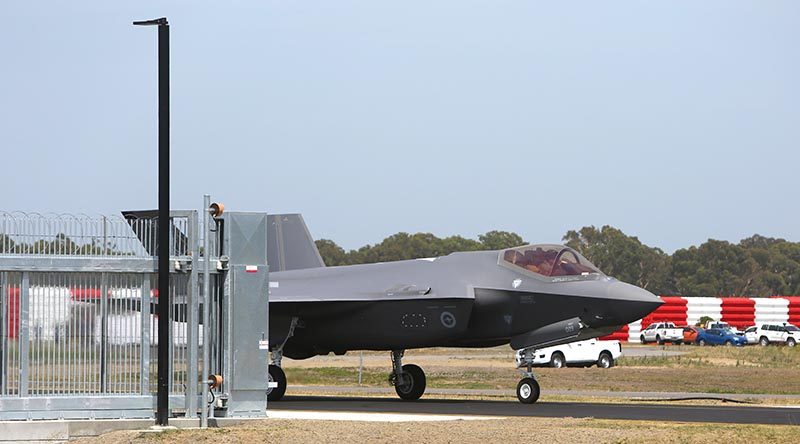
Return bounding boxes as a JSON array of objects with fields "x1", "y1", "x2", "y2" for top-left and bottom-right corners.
[{"x1": 266, "y1": 215, "x2": 662, "y2": 404}]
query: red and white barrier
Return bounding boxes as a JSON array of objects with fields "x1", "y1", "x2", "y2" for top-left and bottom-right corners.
[
  {"x1": 754, "y1": 298, "x2": 788, "y2": 325},
  {"x1": 780, "y1": 296, "x2": 800, "y2": 325},
  {"x1": 604, "y1": 295, "x2": 800, "y2": 343},
  {"x1": 3, "y1": 286, "x2": 191, "y2": 345}
]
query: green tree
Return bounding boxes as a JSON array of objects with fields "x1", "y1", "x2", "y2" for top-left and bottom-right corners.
[
  {"x1": 0, "y1": 234, "x2": 18, "y2": 254},
  {"x1": 671, "y1": 240, "x2": 758, "y2": 296},
  {"x1": 563, "y1": 225, "x2": 672, "y2": 294},
  {"x1": 315, "y1": 239, "x2": 349, "y2": 266},
  {"x1": 478, "y1": 231, "x2": 525, "y2": 250}
]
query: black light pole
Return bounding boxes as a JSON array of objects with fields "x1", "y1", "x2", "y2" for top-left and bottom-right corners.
[{"x1": 133, "y1": 17, "x2": 171, "y2": 426}]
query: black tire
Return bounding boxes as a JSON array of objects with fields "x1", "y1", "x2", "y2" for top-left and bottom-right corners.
[
  {"x1": 725, "y1": 340, "x2": 733, "y2": 347},
  {"x1": 674, "y1": 341, "x2": 683, "y2": 346},
  {"x1": 394, "y1": 364, "x2": 426, "y2": 401},
  {"x1": 597, "y1": 352, "x2": 613, "y2": 369},
  {"x1": 267, "y1": 364, "x2": 287, "y2": 402},
  {"x1": 698, "y1": 338, "x2": 707, "y2": 346},
  {"x1": 640, "y1": 335, "x2": 646, "y2": 344},
  {"x1": 788, "y1": 338, "x2": 796, "y2": 347},
  {"x1": 516, "y1": 377, "x2": 540, "y2": 404},
  {"x1": 759, "y1": 336, "x2": 769, "y2": 347},
  {"x1": 550, "y1": 352, "x2": 566, "y2": 369},
  {"x1": 656, "y1": 335, "x2": 664, "y2": 345}
]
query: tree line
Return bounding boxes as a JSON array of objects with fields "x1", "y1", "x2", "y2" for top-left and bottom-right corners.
[{"x1": 315, "y1": 226, "x2": 800, "y2": 298}]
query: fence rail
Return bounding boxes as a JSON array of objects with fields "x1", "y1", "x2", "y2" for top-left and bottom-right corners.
[{"x1": 0, "y1": 211, "x2": 193, "y2": 259}]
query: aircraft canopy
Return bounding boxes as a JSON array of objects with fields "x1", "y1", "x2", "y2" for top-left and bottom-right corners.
[{"x1": 501, "y1": 244, "x2": 603, "y2": 278}]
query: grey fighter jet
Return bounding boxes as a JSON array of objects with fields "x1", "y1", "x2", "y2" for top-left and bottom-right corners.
[{"x1": 266, "y1": 215, "x2": 662, "y2": 404}]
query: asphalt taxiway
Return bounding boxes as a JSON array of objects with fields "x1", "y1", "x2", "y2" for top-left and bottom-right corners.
[{"x1": 277, "y1": 396, "x2": 800, "y2": 425}]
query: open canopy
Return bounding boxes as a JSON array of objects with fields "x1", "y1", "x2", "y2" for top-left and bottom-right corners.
[{"x1": 501, "y1": 244, "x2": 603, "y2": 278}]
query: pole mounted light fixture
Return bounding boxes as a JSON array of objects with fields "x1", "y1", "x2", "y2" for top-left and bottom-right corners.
[
  {"x1": 133, "y1": 17, "x2": 168, "y2": 27},
  {"x1": 133, "y1": 16, "x2": 171, "y2": 427}
]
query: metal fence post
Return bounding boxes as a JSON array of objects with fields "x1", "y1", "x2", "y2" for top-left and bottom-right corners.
[
  {"x1": 19, "y1": 272, "x2": 30, "y2": 397},
  {"x1": 0, "y1": 271, "x2": 6, "y2": 395},
  {"x1": 100, "y1": 272, "x2": 108, "y2": 393},
  {"x1": 186, "y1": 211, "x2": 199, "y2": 416},
  {"x1": 201, "y1": 195, "x2": 211, "y2": 427},
  {"x1": 140, "y1": 275, "x2": 151, "y2": 395}
]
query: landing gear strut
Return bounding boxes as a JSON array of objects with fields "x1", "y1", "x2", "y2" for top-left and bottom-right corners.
[
  {"x1": 267, "y1": 317, "x2": 298, "y2": 402},
  {"x1": 515, "y1": 347, "x2": 541, "y2": 404},
  {"x1": 389, "y1": 350, "x2": 426, "y2": 401}
]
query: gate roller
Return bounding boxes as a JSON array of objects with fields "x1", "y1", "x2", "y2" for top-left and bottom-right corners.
[
  {"x1": 209, "y1": 202, "x2": 224, "y2": 217},
  {"x1": 207, "y1": 374, "x2": 223, "y2": 389}
]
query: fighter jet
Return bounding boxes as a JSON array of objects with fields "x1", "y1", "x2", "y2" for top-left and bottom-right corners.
[{"x1": 266, "y1": 215, "x2": 662, "y2": 404}]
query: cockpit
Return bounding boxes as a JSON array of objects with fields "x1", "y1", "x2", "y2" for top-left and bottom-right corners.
[{"x1": 500, "y1": 244, "x2": 603, "y2": 278}]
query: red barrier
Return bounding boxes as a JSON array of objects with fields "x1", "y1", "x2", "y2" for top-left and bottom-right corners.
[
  {"x1": 779, "y1": 296, "x2": 800, "y2": 325},
  {"x1": 640, "y1": 296, "x2": 687, "y2": 327},
  {"x1": 6, "y1": 287, "x2": 20, "y2": 339},
  {"x1": 721, "y1": 297, "x2": 755, "y2": 329},
  {"x1": 600, "y1": 324, "x2": 628, "y2": 341},
  {"x1": 70, "y1": 287, "x2": 102, "y2": 301}
]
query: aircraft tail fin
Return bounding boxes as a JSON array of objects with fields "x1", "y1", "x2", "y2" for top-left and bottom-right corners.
[{"x1": 268, "y1": 214, "x2": 326, "y2": 271}]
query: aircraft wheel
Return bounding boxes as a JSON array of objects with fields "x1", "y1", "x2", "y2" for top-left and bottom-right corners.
[
  {"x1": 395, "y1": 364, "x2": 426, "y2": 401},
  {"x1": 516, "y1": 377, "x2": 540, "y2": 404},
  {"x1": 267, "y1": 364, "x2": 287, "y2": 402},
  {"x1": 550, "y1": 352, "x2": 565, "y2": 368}
]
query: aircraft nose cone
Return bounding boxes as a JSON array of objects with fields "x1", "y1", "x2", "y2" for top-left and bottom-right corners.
[{"x1": 605, "y1": 281, "x2": 663, "y2": 325}]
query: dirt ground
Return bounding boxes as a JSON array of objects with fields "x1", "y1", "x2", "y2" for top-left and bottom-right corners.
[
  {"x1": 74, "y1": 417, "x2": 800, "y2": 444},
  {"x1": 71, "y1": 345, "x2": 800, "y2": 443},
  {"x1": 284, "y1": 344, "x2": 800, "y2": 395}
]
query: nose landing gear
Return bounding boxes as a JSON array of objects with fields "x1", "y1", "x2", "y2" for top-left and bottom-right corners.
[
  {"x1": 515, "y1": 346, "x2": 541, "y2": 404},
  {"x1": 516, "y1": 377, "x2": 540, "y2": 404}
]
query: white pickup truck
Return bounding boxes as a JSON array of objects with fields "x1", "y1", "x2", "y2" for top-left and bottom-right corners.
[
  {"x1": 515, "y1": 339, "x2": 623, "y2": 369},
  {"x1": 640, "y1": 322, "x2": 683, "y2": 344}
]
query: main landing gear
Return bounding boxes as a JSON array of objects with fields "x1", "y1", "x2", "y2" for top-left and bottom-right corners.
[
  {"x1": 267, "y1": 356, "x2": 287, "y2": 402},
  {"x1": 389, "y1": 350, "x2": 426, "y2": 400},
  {"x1": 515, "y1": 347, "x2": 541, "y2": 404},
  {"x1": 267, "y1": 317, "x2": 298, "y2": 402}
]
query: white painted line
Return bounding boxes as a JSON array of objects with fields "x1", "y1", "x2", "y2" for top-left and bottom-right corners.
[{"x1": 267, "y1": 410, "x2": 501, "y2": 422}]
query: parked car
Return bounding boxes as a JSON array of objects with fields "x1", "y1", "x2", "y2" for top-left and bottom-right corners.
[
  {"x1": 704, "y1": 321, "x2": 743, "y2": 335},
  {"x1": 695, "y1": 328, "x2": 748, "y2": 346},
  {"x1": 682, "y1": 326, "x2": 703, "y2": 344},
  {"x1": 640, "y1": 322, "x2": 683, "y2": 344},
  {"x1": 753, "y1": 323, "x2": 800, "y2": 347},
  {"x1": 515, "y1": 339, "x2": 623, "y2": 369},
  {"x1": 744, "y1": 326, "x2": 759, "y2": 345}
]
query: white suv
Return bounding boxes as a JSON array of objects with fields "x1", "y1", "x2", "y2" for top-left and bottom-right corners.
[
  {"x1": 515, "y1": 339, "x2": 623, "y2": 369},
  {"x1": 753, "y1": 323, "x2": 799, "y2": 347}
]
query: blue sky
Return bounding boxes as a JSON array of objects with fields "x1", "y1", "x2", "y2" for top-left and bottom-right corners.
[{"x1": 1, "y1": 1, "x2": 798, "y2": 252}]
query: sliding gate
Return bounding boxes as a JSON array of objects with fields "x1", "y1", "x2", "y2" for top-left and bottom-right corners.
[{"x1": 0, "y1": 209, "x2": 269, "y2": 420}]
